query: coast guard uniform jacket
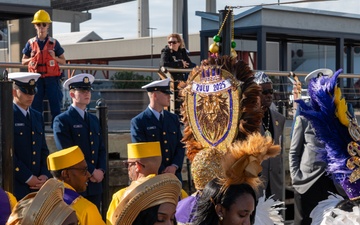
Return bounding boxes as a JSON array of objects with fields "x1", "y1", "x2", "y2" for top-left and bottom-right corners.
[
  {"x1": 130, "y1": 107, "x2": 185, "y2": 181},
  {"x1": 13, "y1": 104, "x2": 51, "y2": 200},
  {"x1": 53, "y1": 106, "x2": 106, "y2": 197}
]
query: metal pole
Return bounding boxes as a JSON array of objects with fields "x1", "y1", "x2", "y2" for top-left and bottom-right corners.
[
  {"x1": 147, "y1": 27, "x2": 156, "y2": 78},
  {"x1": 96, "y1": 98, "x2": 108, "y2": 220},
  {"x1": 218, "y1": 9, "x2": 232, "y2": 56},
  {"x1": 182, "y1": 0, "x2": 189, "y2": 49},
  {"x1": 0, "y1": 70, "x2": 14, "y2": 191}
]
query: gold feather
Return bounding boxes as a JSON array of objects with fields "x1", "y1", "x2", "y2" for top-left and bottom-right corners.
[{"x1": 334, "y1": 86, "x2": 349, "y2": 127}]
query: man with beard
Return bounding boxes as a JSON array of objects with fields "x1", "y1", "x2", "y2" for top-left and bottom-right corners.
[
  {"x1": 254, "y1": 71, "x2": 285, "y2": 202},
  {"x1": 130, "y1": 78, "x2": 185, "y2": 182}
]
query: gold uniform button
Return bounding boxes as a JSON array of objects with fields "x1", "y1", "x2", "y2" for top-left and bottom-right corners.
[
  {"x1": 33, "y1": 151, "x2": 36, "y2": 155},
  {"x1": 166, "y1": 158, "x2": 169, "y2": 161},
  {"x1": 32, "y1": 161, "x2": 36, "y2": 165},
  {"x1": 78, "y1": 134, "x2": 81, "y2": 137},
  {"x1": 165, "y1": 149, "x2": 169, "y2": 152},
  {"x1": 92, "y1": 151, "x2": 95, "y2": 154},
  {"x1": 40, "y1": 132, "x2": 42, "y2": 135},
  {"x1": 20, "y1": 132, "x2": 23, "y2": 135},
  {"x1": 173, "y1": 132, "x2": 176, "y2": 134},
  {"x1": 32, "y1": 131, "x2": 34, "y2": 135},
  {"x1": 163, "y1": 132, "x2": 166, "y2": 135},
  {"x1": 91, "y1": 141, "x2": 94, "y2": 145},
  {"x1": 152, "y1": 134, "x2": 155, "y2": 137},
  {"x1": 91, "y1": 160, "x2": 95, "y2": 164},
  {"x1": 32, "y1": 141, "x2": 35, "y2": 145},
  {"x1": 90, "y1": 132, "x2": 92, "y2": 135},
  {"x1": 15, "y1": 167, "x2": 19, "y2": 172},
  {"x1": 164, "y1": 140, "x2": 167, "y2": 144}
]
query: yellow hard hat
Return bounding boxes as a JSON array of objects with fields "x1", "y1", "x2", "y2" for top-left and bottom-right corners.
[{"x1": 32, "y1": 10, "x2": 52, "y2": 24}]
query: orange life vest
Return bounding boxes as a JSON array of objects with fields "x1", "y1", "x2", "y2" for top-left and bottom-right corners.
[{"x1": 28, "y1": 37, "x2": 61, "y2": 78}]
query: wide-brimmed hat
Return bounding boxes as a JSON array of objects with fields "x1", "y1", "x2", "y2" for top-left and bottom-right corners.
[
  {"x1": 111, "y1": 173, "x2": 181, "y2": 225},
  {"x1": 304, "y1": 68, "x2": 333, "y2": 84},
  {"x1": 6, "y1": 178, "x2": 77, "y2": 225}
]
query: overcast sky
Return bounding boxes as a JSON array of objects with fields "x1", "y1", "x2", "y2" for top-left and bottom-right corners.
[{"x1": 53, "y1": 0, "x2": 360, "y2": 39}]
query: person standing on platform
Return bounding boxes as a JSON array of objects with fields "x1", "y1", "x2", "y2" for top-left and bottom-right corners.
[
  {"x1": 9, "y1": 72, "x2": 51, "y2": 200},
  {"x1": 160, "y1": 33, "x2": 196, "y2": 114},
  {"x1": 21, "y1": 9, "x2": 66, "y2": 126},
  {"x1": 53, "y1": 73, "x2": 106, "y2": 210},
  {"x1": 254, "y1": 71, "x2": 286, "y2": 201},
  {"x1": 130, "y1": 78, "x2": 185, "y2": 182}
]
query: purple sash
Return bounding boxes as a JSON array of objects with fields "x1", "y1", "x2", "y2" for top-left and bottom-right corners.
[
  {"x1": 64, "y1": 188, "x2": 80, "y2": 205},
  {"x1": 0, "y1": 189, "x2": 11, "y2": 225}
]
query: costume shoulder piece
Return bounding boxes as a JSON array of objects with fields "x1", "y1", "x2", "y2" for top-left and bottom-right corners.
[{"x1": 180, "y1": 56, "x2": 263, "y2": 161}]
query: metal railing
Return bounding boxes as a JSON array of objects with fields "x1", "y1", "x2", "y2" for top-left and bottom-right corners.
[{"x1": 2, "y1": 62, "x2": 360, "y2": 130}]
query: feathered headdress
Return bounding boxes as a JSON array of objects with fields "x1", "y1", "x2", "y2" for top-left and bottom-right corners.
[
  {"x1": 220, "y1": 132, "x2": 280, "y2": 192},
  {"x1": 297, "y1": 68, "x2": 360, "y2": 200}
]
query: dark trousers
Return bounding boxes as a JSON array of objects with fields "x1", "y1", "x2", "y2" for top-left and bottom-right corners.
[
  {"x1": 32, "y1": 76, "x2": 63, "y2": 125},
  {"x1": 293, "y1": 174, "x2": 340, "y2": 225}
]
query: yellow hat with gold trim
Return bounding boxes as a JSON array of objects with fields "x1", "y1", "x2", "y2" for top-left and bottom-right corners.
[
  {"x1": 47, "y1": 146, "x2": 84, "y2": 171},
  {"x1": 127, "y1": 142, "x2": 161, "y2": 159}
]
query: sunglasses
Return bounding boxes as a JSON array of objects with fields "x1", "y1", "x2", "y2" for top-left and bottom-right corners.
[
  {"x1": 35, "y1": 23, "x2": 48, "y2": 27},
  {"x1": 67, "y1": 166, "x2": 88, "y2": 176},
  {"x1": 168, "y1": 41, "x2": 178, "y2": 45},
  {"x1": 262, "y1": 89, "x2": 274, "y2": 95},
  {"x1": 123, "y1": 160, "x2": 145, "y2": 168}
]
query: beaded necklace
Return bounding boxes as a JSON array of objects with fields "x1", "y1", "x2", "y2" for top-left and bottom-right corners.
[{"x1": 263, "y1": 110, "x2": 272, "y2": 137}]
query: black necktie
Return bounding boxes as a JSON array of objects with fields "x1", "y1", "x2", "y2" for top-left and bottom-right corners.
[
  {"x1": 84, "y1": 111, "x2": 87, "y2": 122},
  {"x1": 159, "y1": 113, "x2": 163, "y2": 123},
  {"x1": 26, "y1": 112, "x2": 30, "y2": 120}
]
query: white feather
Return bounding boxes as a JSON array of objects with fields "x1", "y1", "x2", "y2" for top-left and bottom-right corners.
[
  {"x1": 310, "y1": 192, "x2": 344, "y2": 225},
  {"x1": 254, "y1": 192, "x2": 285, "y2": 225}
]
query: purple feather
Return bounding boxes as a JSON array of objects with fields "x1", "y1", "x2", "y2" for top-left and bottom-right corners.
[{"x1": 299, "y1": 68, "x2": 352, "y2": 180}]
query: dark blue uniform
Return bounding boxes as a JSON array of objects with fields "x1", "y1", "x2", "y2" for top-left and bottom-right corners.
[
  {"x1": 53, "y1": 106, "x2": 106, "y2": 207},
  {"x1": 130, "y1": 107, "x2": 185, "y2": 181},
  {"x1": 13, "y1": 104, "x2": 51, "y2": 200}
]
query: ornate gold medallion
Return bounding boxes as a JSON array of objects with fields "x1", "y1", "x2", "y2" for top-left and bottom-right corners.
[{"x1": 183, "y1": 66, "x2": 240, "y2": 151}]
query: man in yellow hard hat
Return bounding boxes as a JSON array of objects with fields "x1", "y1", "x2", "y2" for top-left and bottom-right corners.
[
  {"x1": 47, "y1": 146, "x2": 105, "y2": 225},
  {"x1": 21, "y1": 9, "x2": 66, "y2": 127},
  {"x1": 106, "y1": 141, "x2": 188, "y2": 225}
]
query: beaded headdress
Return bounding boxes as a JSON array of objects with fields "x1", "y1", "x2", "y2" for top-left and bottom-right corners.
[{"x1": 180, "y1": 55, "x2": 280, "y2": 193}]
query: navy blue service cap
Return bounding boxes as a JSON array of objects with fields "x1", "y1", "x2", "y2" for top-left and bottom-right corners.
[
  {"x1": 141, "y1": 78, "x2": 173, "y2": 94},
  {"x1": 8, "y1": 72, "x2": 40, "y2": 95},
  {"x1": 63, "y1": 73, "x2": 94, "y2": 90}
]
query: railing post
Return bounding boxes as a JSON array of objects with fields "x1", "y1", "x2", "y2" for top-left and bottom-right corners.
[
  {"x1": 0, "y1": 70, "x2": 14, "y2": 192},
  {"x1": 96, "y1": 98, "x2": 109, "y2": 220}
]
